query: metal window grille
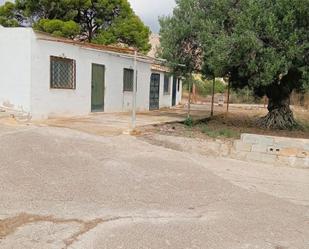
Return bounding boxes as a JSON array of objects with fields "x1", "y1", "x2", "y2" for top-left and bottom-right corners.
[
  {"x1": 123, "y1": 68, "x2": 134, "y2": 92},
  {"x1": 50, "y1": 56, "x2": 76, "y2": 89},
  {"x1": 164, "y1": 74, "x2": 170, "y2": 94}
]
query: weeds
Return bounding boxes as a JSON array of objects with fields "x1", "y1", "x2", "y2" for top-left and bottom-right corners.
[
  {"x1": 201, "y1": 125, "x2": 240, "y2": 139},
  {"x1": 184, "y1": 116, "x2": 194, "y2": 127}
]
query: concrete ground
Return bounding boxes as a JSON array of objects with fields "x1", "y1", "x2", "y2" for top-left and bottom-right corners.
[
  {"x1": 37, "y1": 105, "x2": 210, "y2": 136},
  {"x1": 0, "y1": 122, "x2": 309, "y2": 249}
]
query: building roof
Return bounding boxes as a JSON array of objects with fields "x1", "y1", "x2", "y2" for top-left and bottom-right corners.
[
  {"x1": 34, "y1": 30, "x2": 170, "y2": 72},
  {"x1": 34, "y1": 31, "x2": 169, "y2": 68},
  {"x1": 35, "y1": 31, "x2": 137, "y2": 55}
]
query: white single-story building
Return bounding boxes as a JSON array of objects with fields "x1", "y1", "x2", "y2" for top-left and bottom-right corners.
[{"x1": 0, "y1": 27, "x2": 182, "y2": 119}]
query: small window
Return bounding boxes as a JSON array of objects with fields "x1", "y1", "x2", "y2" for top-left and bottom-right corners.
[
  {"x1": 123, "y1": 68, "x2": 134, "y2": 92},
  {"x1": 123, "y1": 68, "x2": 137, "y2": 92},
  {"x1": 50, "y1": 56, "x2": 76, "y2": 89},
  {"x1": 164, "y1": 74, "x2": 170, "y2": 95}
]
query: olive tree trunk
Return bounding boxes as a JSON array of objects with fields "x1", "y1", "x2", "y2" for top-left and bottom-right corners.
[{"x1": 257, "y1": 94, "x2": 297, "y2": 129}]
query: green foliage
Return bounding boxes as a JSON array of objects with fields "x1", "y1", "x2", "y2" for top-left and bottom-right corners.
[
  {"x1": 1, "y1": 0, "x2": 151, "y2": 52},
  {"x1": 183, "y1": 76, "x2": 226, "y2": 96},
  {"x1": 196, "y1": 79, "x2": 226, "y2": 96},
  {"x1": 184, "y1": 116, "x2": 194, "y2": 127},
  {"x1": 159, "y1": 0, "x2": 201, "y2": 76},
  {"x1": 201, "y1": 125, "x2": 240, "y2": 139},
  {"x1": 230, "y1": 87, "x2": 262, "y2": 104},
  {"x1": 160, "y1": 0, "x2": 309, "y2": 101},
  {"x1": 0, "y1": 2, "x2": 19, "y2": 27},
  {"x1": 35, "y1": 19, "x2": 80, "y2": 38},
  {"x1": 93, "y1": 14, "x2": 151, "y2": 53}
]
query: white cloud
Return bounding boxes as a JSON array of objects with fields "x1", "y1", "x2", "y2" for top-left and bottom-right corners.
[{"x1": 128, "y1": 0, "x2": 176, "y2": 33}]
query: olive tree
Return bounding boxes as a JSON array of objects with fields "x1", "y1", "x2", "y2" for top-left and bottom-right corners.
[{"x1": 160, "y1": 0, "x2": 309, "y2": 129}]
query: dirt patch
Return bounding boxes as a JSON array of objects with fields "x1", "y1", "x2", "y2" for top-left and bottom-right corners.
[
  {"x1": 0, "y1": 213, "x2": 105, "y2": 249},
  {"x1": 140, "y1": 107, "x2": 309, "y2": 140}
]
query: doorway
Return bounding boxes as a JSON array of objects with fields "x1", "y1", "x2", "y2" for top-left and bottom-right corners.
[
  {"x1": 149, "y1": 73, "x2": 160, "y2": 110},
  {"x1": 91, "y1": 64, "x2": 105, "y2": 112},
  {"x1": 172, "y1": 77, "x2": 177, "y2": 106}
]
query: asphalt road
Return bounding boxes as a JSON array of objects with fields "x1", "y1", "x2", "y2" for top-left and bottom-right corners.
[{"x1": 0, "y1": 124, "x2": 308, "y2": 249}]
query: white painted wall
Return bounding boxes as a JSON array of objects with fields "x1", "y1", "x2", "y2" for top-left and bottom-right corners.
[
  {"x1": 0, "y1": 28, "x2": 32, "y2": 112},
  {"x1": 0, "y1": 28, "x2": 180, "y2": 119},
  {"x1": 156, "y1": 71, "x2": 172, "y2": 108},
  {"x1": 30, "y1": 32, "x2": 154, "y2": 119}
]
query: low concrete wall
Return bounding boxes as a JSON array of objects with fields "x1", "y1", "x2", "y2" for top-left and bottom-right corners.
[
  {"x1": 231, "y1": 134, "x2": 309, "y2": 168},
  {"x1": 142, "y1": 133, "x2": 309, "y2": 169}
]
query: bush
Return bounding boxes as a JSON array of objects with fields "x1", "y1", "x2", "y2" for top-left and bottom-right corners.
[
  {"x1": 184, "y1": 116, "x2": 194, "y2": 127},
  {"x1": 35, "y1": 19, "x2": 80, "y2": 39}
]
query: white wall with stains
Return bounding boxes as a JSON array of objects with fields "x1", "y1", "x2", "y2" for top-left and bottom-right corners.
[
  {"x1": 0, "y1": 28, "x2": 182, "y2": 119},
  {"x1": 0, "y1": 28, "x2": 32, "y2": 113}
]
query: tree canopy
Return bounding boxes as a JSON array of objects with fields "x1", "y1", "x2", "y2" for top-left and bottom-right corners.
[
  {"x1": 0, "y1": 0, "x2": 151, "y2": 53},
  {"x1": 160, "y1": 0, "x2": 309, "y2": 129}
]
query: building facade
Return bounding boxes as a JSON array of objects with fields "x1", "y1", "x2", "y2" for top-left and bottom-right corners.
[{"x1": 0, "y1": 28, "x2": 182, "y2": 119}]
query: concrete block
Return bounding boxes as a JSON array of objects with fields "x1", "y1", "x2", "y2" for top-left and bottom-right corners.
[
  {"x1": 220, "y1": 143, "x2": 232, "y2": 157},
  {"x1": 251, "y1": 144, "x2": 268, "y2": 153},
  {"x1": 292, "y1": 157, "x2": 309, "y2": 169},
  {"x1": 275, "y1": 140, "x2": 305, "y2": 150},
  {"x1": 277, "y1": 155, "x2": 297, "y2": 167},
  {"x1": 233, "y1": 140, "x2": 252, "y2": 152},
  {"x1": 247, "y1": 152, "x2": 277, "y2": 164},
  {"x1": 230, "y1": 150, "x2": 248, "y2": 161},
  {"x1": 277, "y1": 147, "x2": 299, "y2": 157},
  {"x1": 267, "y1": 146, "x2": 281, "y2": 155},
  {"x1": 241, "y1": 133, "x2": 274, "y2": 145},
  {"x1": 296, "y1": 151, "x2": 309, "y2": 158}
]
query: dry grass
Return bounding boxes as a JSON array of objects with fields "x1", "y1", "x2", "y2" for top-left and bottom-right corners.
[{"x1": 146, "y1": 105, "x2": 309, "y2": 140}]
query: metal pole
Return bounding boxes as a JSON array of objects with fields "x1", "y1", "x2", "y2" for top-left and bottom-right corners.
[
  {"x1": 187, "y1": 77, "x2": 192, "y2": 118},
  {"x1": 211, "y1": 77, "x2": 215, "y2": 117},
  {"x1": 226, "y1": 79, "x2": 230, "y2": 113},
  {"x1": 132, "y1": 50, "x2": 137, "y2": 129}
]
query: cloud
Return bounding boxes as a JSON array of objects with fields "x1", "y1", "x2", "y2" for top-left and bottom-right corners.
[{"x1": 128, "y1": 0, "x2": 176, "y2": 33}]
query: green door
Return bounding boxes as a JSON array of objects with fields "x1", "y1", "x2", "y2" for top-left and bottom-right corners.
[{"x1": 91, "y1": 64, "x2": 105, "y2": 112}]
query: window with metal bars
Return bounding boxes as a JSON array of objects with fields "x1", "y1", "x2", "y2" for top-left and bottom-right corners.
[
  {"x1": 163, "y1": 74, "x2": 170, "y2": 95},
  {"x1": 50, "y1": 56, "x2": 76, "y2": 89},
  {"x1": 123, "y1": 68, "x2": 137, "y2": 92}
]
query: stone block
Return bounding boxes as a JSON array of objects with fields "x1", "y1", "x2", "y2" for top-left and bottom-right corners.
[
  {"x1": 292, "y1": 157, "x2": 309, "y2": 169},
  {"x1": 277, "y1": 155, "x2": 297, "y2": 167},
  {"x1": 220, "y1": 143, "x2": 232, "y2": 157},
  {"x1": 230, "y1": 150, "x2": 248, "y2": 161},
  {"x1": 251, "y1": 144, "x2": 268, "y2": 153},
  {"x1": 278, "y1": 148, "x2": 300, "y2": 157},
  {"x1": 241, "y1": 133, "x2": 274, "y2": 145},
  {"x1": 247, "y1": 152, "x2": 277, "y2": 164},
  {"x1": 296, "y1": 151, "x2": 309, "y2": 158},
  {"x1": 233, "y1": 140, "x2": 252, "y2": 152}
]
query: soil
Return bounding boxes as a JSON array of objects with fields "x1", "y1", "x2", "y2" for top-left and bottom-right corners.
[{"x1": 140, "y1": 105, "x2": 309, "y2": 140}]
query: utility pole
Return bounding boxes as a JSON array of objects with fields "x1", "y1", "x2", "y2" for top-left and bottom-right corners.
[
  {"x1": 226, "y1": 79, "x2": 230, "y2": 113},
  {"x1": 211, "y1": 76, "x2": 215, "y2": 117},
  {"x1": 187, "y1": 76, "x2": 192, "y2": 118},
  {"x1": 132, "y1": 50, "x2": 137, "y2": 130}
]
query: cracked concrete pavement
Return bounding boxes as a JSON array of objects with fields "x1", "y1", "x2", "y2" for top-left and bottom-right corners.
[{"x1": 0, "y1": 123, "x2": 308, "y2": 249}]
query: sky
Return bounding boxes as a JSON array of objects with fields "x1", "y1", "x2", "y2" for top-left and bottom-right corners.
[
  {"x1": 0, "y1": 0, "x2": 176, "y2": 33},
  {"x1": 128, "y1": 0, "x2": 176, "y2": 33}
]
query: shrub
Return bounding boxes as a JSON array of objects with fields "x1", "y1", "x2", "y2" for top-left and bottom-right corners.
[{"x1": 184, "y1": 116, "x2": 194, "y2": 127}]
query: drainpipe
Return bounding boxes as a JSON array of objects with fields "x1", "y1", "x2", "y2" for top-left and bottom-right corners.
[{"x1": 132, "y1": 50, "x2": 137, "y2": 130}]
